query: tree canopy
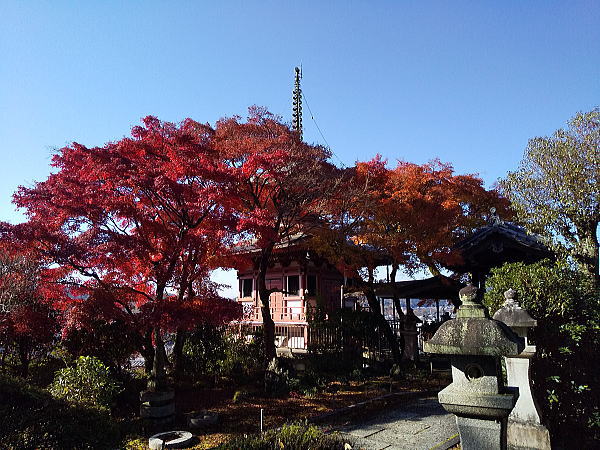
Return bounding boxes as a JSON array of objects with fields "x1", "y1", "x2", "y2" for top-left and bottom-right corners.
[
  {"x1": 5, "y1": 116, "x2": 241, "y2": 382},
  {"x1": 214, "y1": 107, "x2": 339, "y2": 362},
  {"x1": 311, "y1": 157, "x2": 507, "y2": 362},
  {"x1": 0, "y1": 245, "x2": 60, "y2": 376},
  {"x1": 501, "y1": 108, "x2": 600, "y2": 285}
]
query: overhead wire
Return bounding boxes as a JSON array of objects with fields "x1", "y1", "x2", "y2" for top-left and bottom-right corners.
[{"x1": 301, "y1": 89, "x2": 347, "y2": 168}]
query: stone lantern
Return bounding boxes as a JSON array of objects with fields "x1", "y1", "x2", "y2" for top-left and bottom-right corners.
[
  {"x1": 493, "y1": 288, "x2": 551, "y2": 450},
  {"x1": 424, "y1": 284, "x2": 524, "y2": 449}
]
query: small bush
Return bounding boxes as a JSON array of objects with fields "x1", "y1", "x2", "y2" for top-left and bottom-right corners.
[
  {"x1": 61, "y1": 319, "x2": 141, "y2": 375},
  {"x1": 265, "y1": 357, "x2": 292, "y2": 395},
  {"x1": 182, "y1": 324, "x2": 264, "y2": 384},
  {"x1": 0, "y1": 374, "x2": 121, "y2": 449},
  {"x1": 287, "y1": 369, "x2": 329, "y2": 398},
  {"x1": 232, "y1": 389, "x2": 249, "y2": 404},
  {"x1": 49, "y1": 355, "x2": 123, "y2": 410},
  {"x1": 217, "y1": 421, "x2": 353, "y2": 450},
  {"x1": 484, "y1": 260, "x2": 600, "y2": 446}
]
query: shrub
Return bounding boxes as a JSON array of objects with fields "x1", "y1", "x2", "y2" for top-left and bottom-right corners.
[
  {"x1": 484, "y1": 260, "x2": 599, "y2": 446},
  {"x1": 0, "y1": 374, "x2": 121, "y2": 449},
  {"x1": 216, "y1": 421, "x2": 353, "y2": 450},
  {"x1": 232, "y1": 389, "x2": 249, "y2": 404},
  {"x1": 182, "y1": 324, "x2": 264, "y2": 383},
  {"x1": 61, "y1": 319, "x2": 141, "y2": 375},
  {"x1": 49, "y1": 355, "x2": 123, "y2": 410}
]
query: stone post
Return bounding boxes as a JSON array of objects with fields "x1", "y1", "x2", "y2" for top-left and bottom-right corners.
[
  {"x1": 493, "y1": 289, "x2": 551, "y2": 450},
  {"x1": 140, "y1": 328, "x2": 175, "y2": 426},
  {"x1": 402, "y1": 307, "x2": 421, "y2": 361},
  {"x1": 424, "y1": 284, "x2": 524, "y2": 450}
]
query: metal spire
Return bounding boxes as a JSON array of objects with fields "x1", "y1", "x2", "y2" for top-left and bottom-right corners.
[{"x1": 292, "y1": 66, "x2": 303, "y2": 138}]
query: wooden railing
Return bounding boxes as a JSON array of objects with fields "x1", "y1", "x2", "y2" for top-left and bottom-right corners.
[
  {"x1": 243, "y1": 306, "x2": 307, "y2": 323},
  {"x1": 233, "y1": 316, "x2": 424, "y2": 357},
  {"x1": 236, "y1": 322, "x2": 308, "y2": 349}
]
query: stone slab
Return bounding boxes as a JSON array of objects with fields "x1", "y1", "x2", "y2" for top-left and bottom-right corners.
[
  {"x1": 332, "y1": 397, "x2": 458, "y2": 450},
  {"x1": 140, "y1": 402, "x2": 176, "y2": 418},
  {"x1": 507, "y1": 421, "x2": 551, "y2": 450},
  {"x1": 456, "y1": 416, "x2": 504, "y2": 450},
  {"x1": 148, "y1": 431, "x2": 193, "y2": 449}
]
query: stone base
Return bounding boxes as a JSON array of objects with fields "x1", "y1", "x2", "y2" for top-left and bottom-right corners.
[
  {"x1": 141, "y1": 402, "x2": 176, "y2": 418},
  {"x1": 148, "y1": 431, "x2": 193, "y2": 449},
  {"x1": 140, "y1": 389, "x2": 175, "y2": 422},
  {"x1": 507, "y1": 421, "x2": 551, "y2": 450},
  {"x1": 438, "y1": 385, "x2": 515, "y2": 420},
  {"x1": 188, "y1": 410, "x2": 219, "y2": 428},
  {"x1": 456, "y1": 416, "x2": 505, "y2": 450}
]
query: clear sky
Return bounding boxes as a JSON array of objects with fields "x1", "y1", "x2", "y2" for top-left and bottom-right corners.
[{"x1": 1, "y1": 1, "x2": 598, "y2": 296}]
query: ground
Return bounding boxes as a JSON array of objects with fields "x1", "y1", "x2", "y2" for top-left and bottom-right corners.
[{"x1": 126, "y1": 371, "x2": 452, "y2": 449}]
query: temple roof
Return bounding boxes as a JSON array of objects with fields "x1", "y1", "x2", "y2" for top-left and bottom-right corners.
[
  {"x1": 233, "y1": 232, "x2": 310, "y2": 255},
  {"x1": 447, "y1": 220, "x2": 553, "y2": 273},
  {"x1": 376, "y1": 275, "x2": 464, "y2": 300}
]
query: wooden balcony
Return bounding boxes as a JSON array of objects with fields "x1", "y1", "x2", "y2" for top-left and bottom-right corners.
[{"x1": 242, "y1": 305, "x2": 307, "y2": 323}]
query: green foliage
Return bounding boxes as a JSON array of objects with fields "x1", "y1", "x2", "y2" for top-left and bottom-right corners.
[
  {"x1": 232, "y1": 389, "x2": 249, "y2": 404},
  {"x1": 265, "y1": 357, "x2": 298, "y2": 396},
  {"x1": 500, "y1": 108, "x2": 600, "y2": 281},
  {"x1": 484, "y1": 260, "x2": 600, "y2": 446},
  {"x1": 0, "y1": 374, "x2": 121, "y2": 449},
  {"x1": 483, "y1": 259, "x2": 594, "y2": 320},
  {"x1": 26, "y1": 354, "x2": 69, "y2": 388},
  {"x1": 219, "y1": 330, "x2": 264, "y2": 382},
  {"x1": 182, "y1": 324, "x2": 264, "y2": 383},
  {"x1": 61, "y1": 319, "x2": 141, "y2": 374},
  {"x1": 287, "y1": 368, "x2": 329, "y2": 397},
  {"x1": 182, "y1": 323, "x2": 228, "y2": 375},
  {"x1": 49, "y1": 355, "x2": 123, "y2": 410},
  {"x1": 216, "y1": 421, "x2": 353, "y2": 450}
]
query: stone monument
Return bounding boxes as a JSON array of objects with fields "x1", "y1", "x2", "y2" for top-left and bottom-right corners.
[
  {"x1": 140, "y1": 329, "x2": 175, "y2": 426},
  {"x1": 402, "y1": 307, "x2": 421, "y2": 361},
  {"x1": 424, "y1": 284, "x2": 524, "y2": 449},
  {"x1": 493, "y1": 288, "x2": 551, "y2": 450}
]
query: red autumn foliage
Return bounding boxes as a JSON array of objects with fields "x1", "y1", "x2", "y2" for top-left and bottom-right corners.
[
  {"x1": 312, "y1": 157, "x2": 509, "y2": 362},
  {"x1": 214, "y1": 107, "x2": 340, "y2": 362},
  {"x1": 354, "y1": 157, "x2": 510, "y2": 275},
  {"x1": 0, "y1": 243, "x2": 61, "y2": 376},
  {"x1": 8, "y1": 116, "x2": 241, "y2": 370}
]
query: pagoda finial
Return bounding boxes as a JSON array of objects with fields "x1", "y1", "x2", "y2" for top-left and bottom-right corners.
[{"x1": 292, "y1": 66, "x2": 303, "y2": 138}]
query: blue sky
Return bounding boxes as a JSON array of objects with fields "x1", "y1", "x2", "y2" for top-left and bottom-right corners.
[{"x1": 1, "y1": 1, "x2": 598, "y2": 296}]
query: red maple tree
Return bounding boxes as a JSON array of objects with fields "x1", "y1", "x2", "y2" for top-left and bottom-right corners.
[
  {"x1": 313, "y1": 157, "x2": 508, "y2": 362},
  {"x1": 9, "y1": 116, "x2": 240, "y2": 388},
  {"x1": 0, "y1": 243, "x2": 62, "y2": 377},
  {"x1": 214, "y1": 107, "x2": 340, "y2": 362}
]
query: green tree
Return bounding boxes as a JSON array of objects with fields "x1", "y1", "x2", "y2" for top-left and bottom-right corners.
[
  {"x1": 484, "y1": 260, "x2": 599, "y2": 446},
  {"x1": 500, "y1": 108, "x2": 600, "y2": 286},
  {"x1": 49, "y1": 356, "x2": 123, "y2": 410}
]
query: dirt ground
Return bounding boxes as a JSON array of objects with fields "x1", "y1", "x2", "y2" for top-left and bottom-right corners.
[{"x1": 167, "y1": 373, "x2": 450, "y2": 448}]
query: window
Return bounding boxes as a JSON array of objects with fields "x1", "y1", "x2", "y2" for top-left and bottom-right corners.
[
  {"x1": 306, "y1": 274, "x2": 317, "y2": 296},
  {"x1": 286, "y1": 275, "x2": 300, "y2": 296},
  {"x1": 240, "y1": 278, "x2": 253, "y2": 298}
]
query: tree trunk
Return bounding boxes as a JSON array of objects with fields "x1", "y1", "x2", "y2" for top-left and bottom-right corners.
[
  {"x1": 17, "y1": 339, "x2": 30, "y2": 378},
  {"x1": 148, "y1": 327, "x2": 168, "y2": 392},
  {"x1": 257, "y1": 245, "x2": 277, "y2": 363},
  {"x1": 140, "y1": 330, "x2": 154, "y2": 374},
  {"x1": 172, "y1": 328, "x2": 186, "y2": 379},
  {"x1": 389, "y1": 264, "x2": 405, "y2": 359},
  {"x1": 365, "y1": 268, "x2": 402, "y2": 364}
]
